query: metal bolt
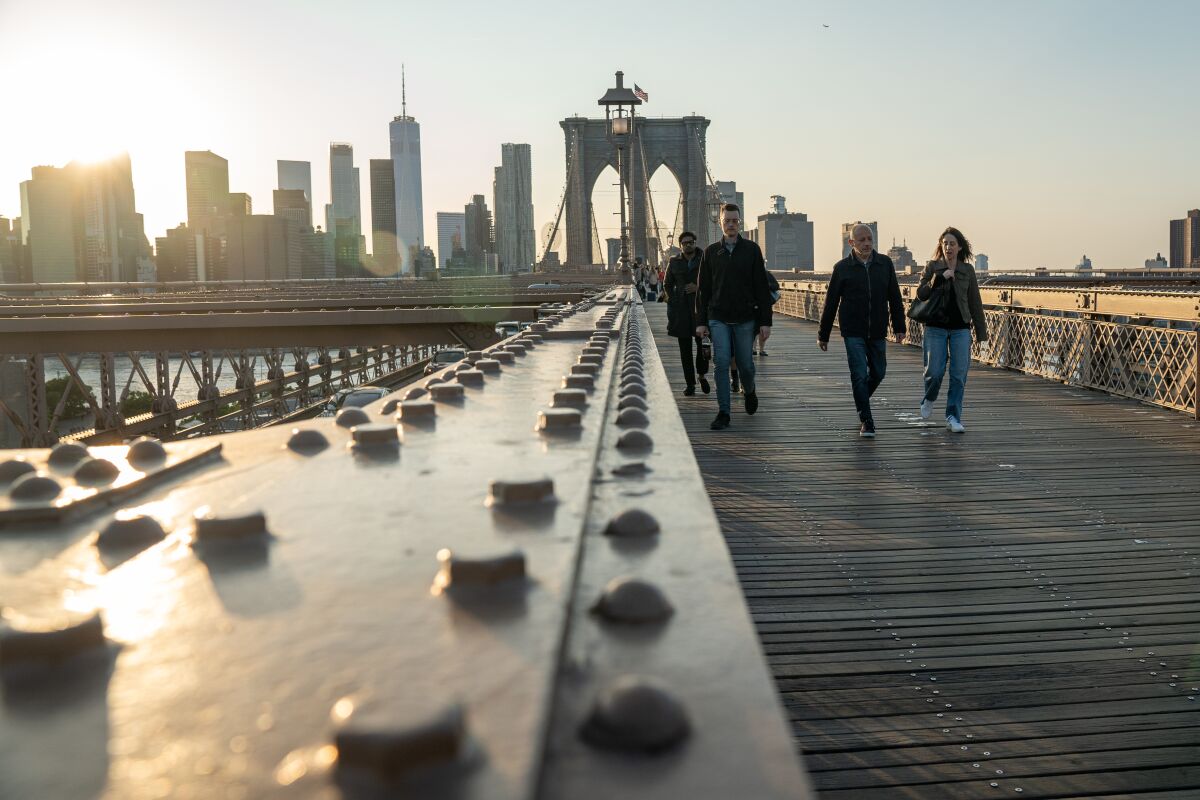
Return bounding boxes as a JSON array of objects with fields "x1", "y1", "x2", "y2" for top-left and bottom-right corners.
[
  {"x1": 335, "y1": 703, "x2": 467, "y2": 780},
  {"x1": 620, "y1": 366, "x2": 644, "y2": 380},
  {"x1": 551, "y1": 389, "x2": 588, "y2": 409},
  {"x1": 524, "y1": 334, "x2": 544, "y2": 344},
  {"x1": 563, "y1": 374, "x2": 594, "y2": 391},
  {"x1": 618, "y1": 395, "x2": 649, "y2": 411},
  {"x1": 581, "y1": 675, "x2": 690, "y2": 752},
  {"x1": 529, "y1": 323, "x2": 549, "y2": 333},
  {"x1": 455, "y1": 369, "x2": 485, "y2": 387},
  {"x1": 430, "y1": 383, "x2": 465, "y2": 402},
  {"x1": 0, "y1": 459, "x2": 36, "y2": 485},
  {"x1": 287, "y1": 428, "x2": 329, "y2": 453},
  {"x1": 380, "y1": 398, "x2": 400, "y2": 415},
  {"x1": 596, "y1": 320, "x2": 613, "y2": 330},
  {"x1": 577, "y1": 354, "x2": 604, "y2": 366},
  {"x1": 616, "y1": 430, "x2": 654, "y2": 450},
  {"x1": 396, "y1": 400, "x2": 436, "y2": 423},
  {"x1": 433, "y1": 547, "x2": 526, "y2": 590},
  {"x1": 491, "y1": 351, "x2": 515, "y2": 365},
  {"x1": 9, "y1": 473, "x2": 62, "y2": 502},
  {"x1": 487, "y1": 477, "x2": 555, "y2": 506},
  {"x1": 73, "y1": 458, "x2": 121, "y2": 486},
  {"x1": 350, "y1": 423, "x2": 401, "y2": 448},
  {"x1": 475, "y1": 359, "x2": 501, "y2": 374},
  {"x1": 581, "y1": 348, "x2": 607, "y2": 360},
  {"x1": 48, "y1": 442, "x2": 89, "y2": 466},
  {"x1": 336, "y1": 407, "x2": 370, "y2": 428},
  {"x1": 127, "y1": 437, "x2": 167, "y2": 466},
  {"x1": 194, "y1": 510, "x2": 269, "y2": 541},
  {"x1": 536, "y1": 408, "x2": 582, "y2": 433},
  {"x1": 505, "y1": 343, "x2": 529, "y2": 356},
  {"x1": 570, "y1": 364, "x2": 599, "y2": 377},
  {"x1": 402, "y1": 387, "x2": 429, "y2": 401},
  {"x1": 619, "y1": 382, "x2": 647, "y2": 399},
  {"x1": 97, "y1": 515, "x2": 166, "y2": 549},
  {"x1": 0, "y1": 612, "x2": 106, "y2": 667},
  {"x1": 465, "y1": 350, "x2": 484, "y2": 364},
  {"x1": 592, "y1": 577, "x2": 674, "y2": 623},
  {"x1": 604, "y1": 508, "x2": 660, "y2": 537},
  {"x1": 616, "y1": 408, "x2": 650, "y2": 428}
]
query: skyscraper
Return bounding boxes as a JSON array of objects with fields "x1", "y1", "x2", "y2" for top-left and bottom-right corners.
[
  {"x1": 464, "y1": 195, "x2": 493, "y2": 272},
  {"x1": 277, "y1": 160, "x2": 313, "y2": 221},
  {"x1": 493, "y1": 143, "x2": 535, "y2": 274},
  {"x1": 436, "y1": 212, "x2": 466, "y2": 268},
  {"x1": 273, "y1": 189, "x2": 311, "y2": 230},
  {"x1": 75, "y1": 153, "x2": 148, "y2": 282},
  {"x1": 20, "y1": 166, "x2": 78, "y2": 282},
  {"x1": 715, "y1": 180, "x2": 744, "y2": 217},
  {"x1": 975, "y1": 253, "x2": 989, "y2": 271},
  {"x1": 185, "y1": 151, "x2": 231, "y2": 237},
  {"x1": 369, "y1": 158, "x2": 398, "y2": 276},
  {"x1": 329, "y1": 143, "x2": 363, "y2": 276},
  {"x1": 756, "y1": 195, "x2": 814, "y2": 271},
  {"x1": 0, "y1": 217, "x2": 18, "y2": 282},
  {"x1": 1169, "y1": 210, "x2": 1200, "y2": 268},
  {"x1": 841, "y1": 220, "x2": 879, "y2": 258},
  {"x1": 390, "y1": 68, "x2": 424, "y2": 275}
]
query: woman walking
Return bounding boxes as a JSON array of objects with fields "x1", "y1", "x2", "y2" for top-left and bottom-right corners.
[{"x1": 915, "y1": 227, "x2": 988, "y2": 433}]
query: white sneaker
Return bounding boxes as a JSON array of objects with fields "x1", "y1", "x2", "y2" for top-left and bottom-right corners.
[
  {"x1": 919, "y1": 400, "x2": 933, "y2": 420},
  {"x1": 947, "y1": 416, "x2": 965, "y2": 434}
]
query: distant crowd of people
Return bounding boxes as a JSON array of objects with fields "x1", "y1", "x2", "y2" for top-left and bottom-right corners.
[{"x1": 658, "y1": 203, "x2": 987, "y2": 437}]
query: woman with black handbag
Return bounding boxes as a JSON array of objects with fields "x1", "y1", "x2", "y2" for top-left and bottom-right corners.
[{"x1": 913, "y1": 227, "x2": 988, "y2": 433}]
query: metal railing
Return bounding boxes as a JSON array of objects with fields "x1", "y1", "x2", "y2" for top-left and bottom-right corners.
[{"x1": 777, "y1": 282, "x2": 1200, "y2": 418}]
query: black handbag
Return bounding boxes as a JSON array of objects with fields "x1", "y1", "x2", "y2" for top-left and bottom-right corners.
[{"x1": 907, "y1": 280, "x2": 948, "y2": 323}]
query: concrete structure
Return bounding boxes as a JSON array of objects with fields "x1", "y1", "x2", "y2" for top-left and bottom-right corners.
[
  {"x1": 975, "y1": 253, "x2": 989, "y2": 271},
  {"x1": 436, "y1": 211, "x2": 466, "y2": 268},
  {"x1": 887, "y1": 239, "x2": 918, "y2": 274},
  {"x1": 369, "y1": 158, "x2": 398, "y2": 276},
  {"x1": 756, "y1": 195, "x2": 814, "y2": 271},
  {"x1": 841, "y1": 220, "x2": 879, "y2": 259},
  {"x1": 184, "y1": 150, "x2": 231, "y2": 237},
  {"x1": 1145, "y1": 252, "x2": 1168, "y2": 269},
  {"x1": 276, "y1": 159, "x2": 313, "y2": 221},
  {"x1": 1169, "y1": 209, "x2": 1200, "y2": 268},
  {"x1": 390, "y1": 73, "x2": 424, "y2": 274},
  {"x1": 20, "y1": 166, "x2": 79, "y2": 282},
  {"x1": 494, "y1": 143, "x2": 535, "y2": 273}
]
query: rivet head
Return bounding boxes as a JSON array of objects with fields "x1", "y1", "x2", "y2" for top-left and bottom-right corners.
[
  {"x1": 620, "y1": 365, "x2": 644, "y2": 379},
  {"x1": 570, "y1": 363, "x2": 599, "y2": 377},
  {"x1": 577, "y1": 353, "x2": 603, "y2": 366},
  {"x1": 616, "y1": 430, "x2": 654, "y2": 450},
  {"x1": 536, "y1": 408, "x2": 582, "y2": 433},
  {"x1": 475, "y1": 359, "x2": 501, "y2": 374},
  {"x1": 0, "y1": 459, "x2": 36, "y2": 485},
  {"x1": 581, "y1": 347, "x2": 607, "y2": 359},
  {"x1": 127, "y1": 437, "x2": 167, "y2": 466},
  {"x1": 616, "y1": 408, "x2": 650, "y2": 428},
  {"x1": 563, "y1": 374, "x2": 594, "y2": 391},
  {"x1": 618, "y1": 395, "x2": 649, "y2": 411},
  {"x1": 455, "y1": 369, "x2": 485, "y2": 387},
  {"x1": 465, "y1": 350, "x2": 484, "y2": 364},
  {"x1": 596, "y1": 320, "x2": 613, "y2": 330},
  {"x1": 336, "y1": 407, "x2": 370, "y2": 428},
  {"x1": 194, "y1": 510, "x2": 269, "y2": 541},
  {"x1": 604, "y1": 508, "x2": 660, "y2": 537},
  {"x1": 9, "y1": 473, "x2": 61, "y2": 502},
  {"x1": 592, "y1": 577, "x2": 674, "y2": 623},
  {"x1": 380, "y1": 398, "x2": 400, "y2": 415},
  {"x1": 73, "y1": 458, "x2": 121, "y2": 486},
  {"x1": 335, "y1": 703, "x2": 468, "y2": 781},
  {"x1": 619, "y1": 382, "x2": 647, "y2": 398},
  {"x1": 504, "y1": 343, "x2": 528, "y2": 356},
  {"x1": 97, "y1": 515, "x2": 166, "y2": 549},
  {"x1": 582, "y1": 676, "x2": 690, "y2": 752},
  {"x1": 529, "y1": 323, "x2": 548, "y2": 333},
  {"x1": 287, "y1": 428, "x2": 329, "y2": 453},
  {"x1": 0, "y1": 612, "x2": 106, "y2": 667},
  {"x1": 430, "y1": 383, "x2": 465, "y2": 402},
  {"x1": 491, "y1": 351, "x2": 515, "y2": 364},
  {"x1": 524, "y1": 334, "x2": 544, "y2": 344},
  {"x1": 402, "y1": 387, "x2": 428, "y2": 401},
  {"x1": 48, "y1": 442, "x2": 89, "y2": 466},
  {"x1": 487, "y1": 477, "x2": 555, "y2": 506},
  {"x1": 396, "y1": 400, "x2": 436, "y2": 422},
  {"x1": 351, "y1": 423, "x2": 400, "y2": 447},
  {"x1": 433, "y1": 548, "x2": 526, "y2": 591},
  {"x1": 551, "y1": 389, "x2": 588, "y2": 409}
]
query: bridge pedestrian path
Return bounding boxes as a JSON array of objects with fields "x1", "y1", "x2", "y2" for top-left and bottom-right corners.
[{"x1": 646, "y1": 302, "x2": 1200, "y2": 799}]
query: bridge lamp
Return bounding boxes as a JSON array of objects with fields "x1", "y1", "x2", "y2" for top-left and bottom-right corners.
[{"x1": 598, "y1": 71, "x2": 641, "y2": 279}]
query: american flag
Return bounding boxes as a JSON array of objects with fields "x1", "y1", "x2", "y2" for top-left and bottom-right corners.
[{"x1": 634, "y1": 84, "x2": 648, "y2": 102}]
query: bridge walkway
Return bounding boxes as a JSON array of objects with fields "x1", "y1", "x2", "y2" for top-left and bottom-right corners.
[{"x1": 646, "y1": 303, "x2": 1200, "y2": 799}]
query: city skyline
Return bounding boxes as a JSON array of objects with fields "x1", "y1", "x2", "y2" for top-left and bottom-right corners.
[{"x1": 2, "y1": 0, "x2": 1198, "y2": 271}]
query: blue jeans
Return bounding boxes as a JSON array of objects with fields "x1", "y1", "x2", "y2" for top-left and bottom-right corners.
[
  {"x1": 923, "y1": 326, "x2": 972, "y2": 421},
  {"x1": 844, "y1": 337, "x2": 887, "y2": 422},
  {"x1": 709, "y1": 319, "x2": 757, "y2": 414}
]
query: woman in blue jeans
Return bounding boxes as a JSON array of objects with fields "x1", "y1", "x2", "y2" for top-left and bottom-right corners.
[{"x1": 916, "y1": 227, "x2": 988, "y2": 433}]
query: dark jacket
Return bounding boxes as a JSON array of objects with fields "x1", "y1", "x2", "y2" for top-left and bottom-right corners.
[
  {"x1": 663, "y1": 251, "x2": 703, "y2": 337},
  {"x1": 695, "y1": 236, "x2": 773, "y2": 329},
  {"x1": 917, "y1": 259, "x2": 988, "y2": 341},
  {"x1": 818, "y1": 251, "x2": 907, "y2": 341}
]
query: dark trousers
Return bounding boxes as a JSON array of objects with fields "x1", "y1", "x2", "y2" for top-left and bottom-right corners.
[
  {"x1": 844, "y1": 337, "x2": 888, "y2": 422},
  {"x1": 677, "y1": 335, "x2": 709, "y2": 387}
]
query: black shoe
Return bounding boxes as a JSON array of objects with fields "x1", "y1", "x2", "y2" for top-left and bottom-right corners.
[
  {"x1": 699, "y1": 376, "x2": 710, "y2": 394},
  {"x1": 758, "y1": 350, "x2": 768, "y2": 357},
  {"x1": 683, "y1": 385, "x2": 695, "y2": 396},
  {"x1": 745, "y1": 390, "x2": 759, "y2": 415},
  {"x1": 859, "y1": 419, "x2": 876, "y2": 438},
  {"x1": 710, "y1": 412, "x2": 731, "y2": 430}
]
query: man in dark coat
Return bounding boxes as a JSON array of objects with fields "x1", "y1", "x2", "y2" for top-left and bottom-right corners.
[{"x1": 663, "y1": 231, "x2": 709, "y2": 396}]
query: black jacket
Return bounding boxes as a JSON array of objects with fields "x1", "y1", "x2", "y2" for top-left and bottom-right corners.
[
  {"x1": 818, "y1": 251, "x2": 907, "y2": 341},
  {"x1": 695, "y1": 236, "x2": 773, "y2": 329},
  {"x1": 663, "y1": 251, "x2": 703, "y2": 337}
]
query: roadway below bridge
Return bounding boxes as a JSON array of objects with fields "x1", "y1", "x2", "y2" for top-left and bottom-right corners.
[{"x1": 646, "y1": 302, "x2": 1200, "y2": 799}]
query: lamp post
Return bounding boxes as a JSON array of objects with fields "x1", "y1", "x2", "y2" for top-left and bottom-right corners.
[{"x1": 599, "y1": 71, "x2": 641, "y2": 281}]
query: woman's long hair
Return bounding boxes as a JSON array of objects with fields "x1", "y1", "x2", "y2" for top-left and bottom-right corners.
[{"x1": 931, "y1": 227, "x2": 972, "y2": 264}]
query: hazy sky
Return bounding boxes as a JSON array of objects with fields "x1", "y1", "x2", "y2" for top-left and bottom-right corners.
[{"x1": 1, "y1": 0, "x2": 1197, "y2": 270}]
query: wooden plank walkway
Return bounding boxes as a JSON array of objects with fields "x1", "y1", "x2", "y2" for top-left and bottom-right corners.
[{"x1": 646, "y1": 303, "x2": 1200, "y2": 799}]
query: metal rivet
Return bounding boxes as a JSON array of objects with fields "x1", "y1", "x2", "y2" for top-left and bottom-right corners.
[
  {"x1": 402, "y1": 387, "x2": 429, "y2": 401},
  {"x1": 475, "y1": 359, "x2": 501, "y2": 374},
  {"x1": 487, "y1": 477, "x2": 555, "y2": 506},
  {"x1": 97, "y1": 515, "x2": 166, "y2": 549},
  {"x1": 48, "y1": 442, "x2": 89, "y2": 466},
  {"x1": 592, "y1": 577, "x2": 674, "y2": 623},
  {"x1": 455, "y1": 369, "x2": 485, "y2": 387},
  {"x1": 336, "y1": 407, "x2": 370, "y2": 428},
  {"x1": 596, "y1": 321, "x2": 613, "y2": 330},
  {"x1": 582, "y1": 676, "x2": 690, "y2": 752},
  {"x1": 287, "y1": 428, "x2": 329, "y2": 453},
  {"x1": 619, "y1": 383, "x2": 647, "y2": 399},
  {"x1": 491, "y1": 351, "x2": 515, "y2": 364},
  {"x1": 127, "y1": 437, "x2": 167, "y2": 465},
  {"x1": 465, "y1": 350, "x2": 484, "y2": 364},
  {"x1": 529, "y1": 323, "x2": 548, "y2": 333},
  {"x1": 380, "y1": 398, "x2": 400, "y2": 415},
  {"x1": 505, "y1": 343, "x2": 528, "y2": 356},
  {"x1": 563, "y1": 374, "x2": 595, "y2": 391},
  {"x1": 0, "y1": 459, "x2": 36, "y2": 484},
  {"x1": 618, "y1": 395, "x2": 649, "y2": 411},
  {"x1": 551, "y1": 389, "x2": 588, "y2": 409},
  {"x1": 620, "y1": 366, "x2": 644, "y2": 380},
  {"x1": 604, "y1": 508, "x2": 660, "y2": 537},
  {"x1": 0, "y1": 612, "x2": 106, "y2": 667},
  {"x1": 616, "y1": 430, "x2": 654, "y2": 450},
  {"x1": 578, "y1": 354, "x2": 604, "y2": 366},
  {"x1": 194, "y1": 510, "x2": 268, "y2": 541},
  {"x1": 524, "y1": 334, "x2": 544, "y2": 344},
  {"x1": 397, "y1": 400, "x2": 436, "y2": 422},
  {"x1": 536, "y1": 408, "x2": 582, "y2": 433},
  {"x1": 73, "y1": 458, "x2": 121, "y2": 486},
  {"x1": 9, "y1": 473, "x2": 61, "y2": 502},
  {"x1": 453, "y1": 363, "x2": 474, "y2": 373},
  {"x1": 570, "y1": 364, "x2": 599, "y2": 377},
  {"x1": 616, "y1": 408, "x2": 650, "y2": 428},
  {"x1": 433, "y1": 548, "x2": 526, "y2": 590},
  {"x1": 350, "y1": 423, "x2": 400, "y2": 447},
  {"x1": 335, "y1": 704, "x2": 467, "y2": 780},
  {"x1": 430, "y1": 383, "x2": 465, "y2": 402}
]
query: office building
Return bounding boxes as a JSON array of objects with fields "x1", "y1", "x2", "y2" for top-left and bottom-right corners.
[
  {"x1": 493, "y1": 143, "x2": 535, "y2": 273},
  {"x1": 715, "y1": 180, "x2": 744, "y2": 216},
  {"x1": 1145, "y1": 252, "x2": 1167, "y2": 269},
  {"x1": 370, "y1": 158, "x2": 399, "y2": 276},
  {"x1": 0, "y1": 217, "x2": 18, "y2": 282},
  {"x1": 436, "y1": 212, "x2": 466, "y2": 268},
  {"x1": 273, "y1": 189, "x2": 311, "y2": 230},
  {"x1": 841, "y1": 220, "x2": 879, "y2": 258},
  {"x1": 464, "y1": 195, "x2": 494, "y2": 271},
  {"x1": 155, "y1": 224, "x2": 210, "y2": 282},
  {"x1": 390, "y1": 72, "x2": 424, "y2": 274},
  {"x1": 225, "y1": 214, "x2": 300, "y2": 281},
  {"x1": 228, "y1": 192, "x2": 252, "y2": 216},
  {"x1": 606, "y1": 237, "x2": 621, "y2": 270},
  {"x1": 328, "y1": 143, "x2": 363, "y2": 276},
  {"x1": 1169, "y1": 210, "x2": 1200, "y2": 268},
  {"x1": 71, "y1": 153, "x2": 149, "y2": 282},
  {"x1": 887, "y1": 239, "x2": 917, "y2": 274},
  {"x1": 756, "y1": 196, "x2": 814, "y2": 271},
  {"x1": 975, "y1": 253, "x2": 989, "y2": 271},
  {"x1": 277, "y1": 160, "x2": 313, "y2": 221},
  {"x1": 1076, "y1": 254, "x2": 1093, "y2": 275},
  {"x1": 20, "y1": 166, "x2": 79, "y2": 282},
  {"x1": 185, "y1": 151, "x2": 231, "y2": 237}
]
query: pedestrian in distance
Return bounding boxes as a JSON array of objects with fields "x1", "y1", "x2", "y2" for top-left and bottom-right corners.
[
  {"x1": 817, "y1": 223, "x2": 906, "y2": 438},
  {"x1": 695, "y1": 203, "x2": 773, "y2": 430},
  {"x1": 915, "y1": 226, "x2": 988, "y2": 433},
  {"x1": 663, "y1": 231, "x2": 710, "y2": 396},
  {"x1": 645, "y1": 262, "x2": 660, "y2": 302}
]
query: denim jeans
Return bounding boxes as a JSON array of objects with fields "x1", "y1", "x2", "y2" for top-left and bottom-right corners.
[
  {"x1": 843, "y1": 337, "x2": 888, "y2": 422},
  {"x1": 709, "y1": 319, "x2": 757, "y2": 414},
  {"x1": 923, "y1": 326, "x2": 972, "y2": 421}
]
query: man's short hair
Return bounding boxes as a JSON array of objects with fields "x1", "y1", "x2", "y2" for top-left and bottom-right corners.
[
  {"x1": 849, "y1": 223, "x2": 873, "y2": 240},
  {"x1": 679, "y1": 231, "x2": 697, "y2": 242},
  {"x1": 720, "y1": 203, "x2": 741, "y2": 217}
]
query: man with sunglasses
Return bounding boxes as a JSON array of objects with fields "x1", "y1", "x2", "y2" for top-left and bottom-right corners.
[{"x1": 663, "y1": 231, "x2": 709, "y2": 396}]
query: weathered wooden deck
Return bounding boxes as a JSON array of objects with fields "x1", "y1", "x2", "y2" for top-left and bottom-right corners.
[{"x1": 648, "y1": 303, "x2": 1200, "y2": 799}]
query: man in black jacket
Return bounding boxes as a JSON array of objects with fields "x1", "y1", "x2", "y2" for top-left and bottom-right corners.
[
  {"x1": 696, "y1": 203, "x2": 773, "y2": 430},
  {"x1": 663, "y1": 231, "x2": 709, "y2": 396},
  {"x1": 817, "y1": 223, "x2": 906, "y2": 438}
]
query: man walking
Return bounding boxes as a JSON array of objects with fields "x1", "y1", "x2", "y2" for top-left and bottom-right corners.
[
  {"x1": 817, "y1": 223, "x2": 906, "y2": 438},
  {"x1": 663, "y1": 231, "x2": 710, "y2": 396},
  {"x1": 696, "y1": 203, "x2": 773, "y2": 430}
]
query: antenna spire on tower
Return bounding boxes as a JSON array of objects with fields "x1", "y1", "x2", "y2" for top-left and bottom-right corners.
[{"x1": 402, "y1": 64, "x2": 407, "y2": 117}]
